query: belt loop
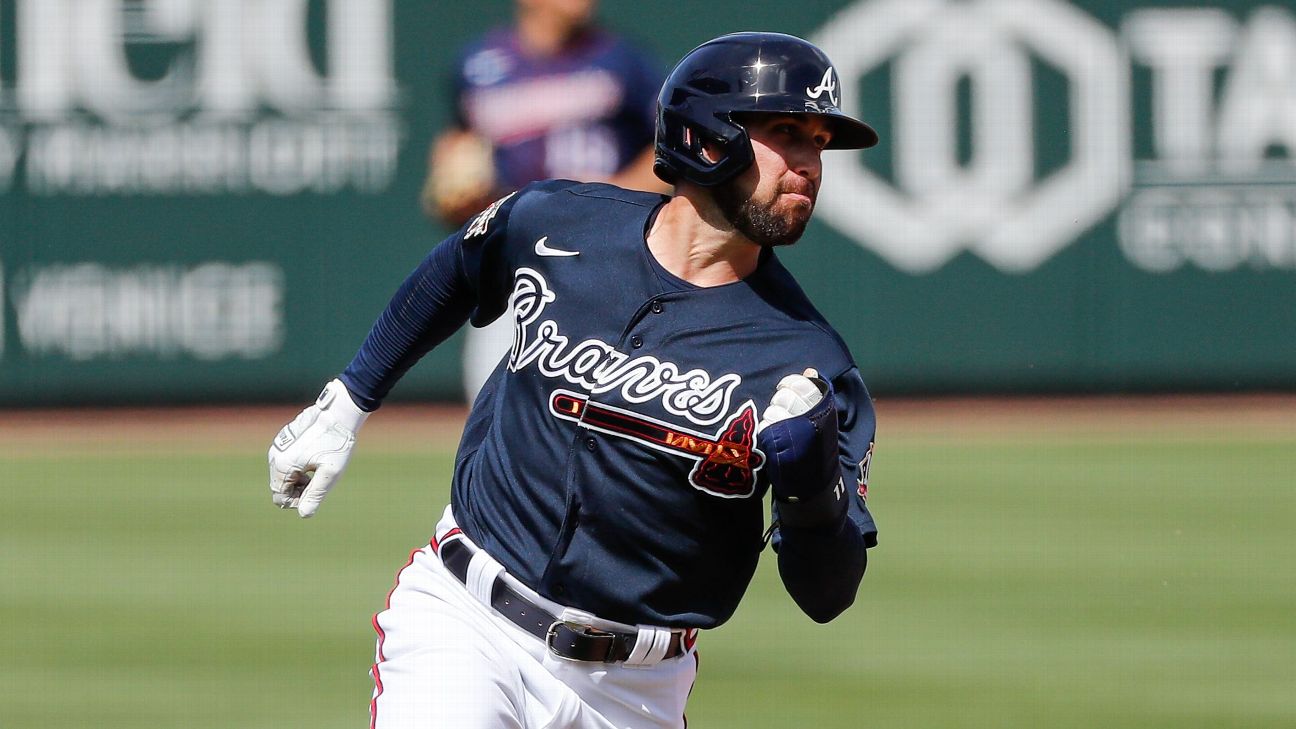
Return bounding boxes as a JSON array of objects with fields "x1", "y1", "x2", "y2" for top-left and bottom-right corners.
[
  {"x1": 465, "y1": 548, "x2": 505, "y2": 605},
  {"x1": 624, "y1": 626, "x2": 673, "y2": 667}
]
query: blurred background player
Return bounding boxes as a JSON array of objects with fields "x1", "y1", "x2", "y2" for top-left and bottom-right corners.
[{"x1": 421, "y1": 0, "x2": 666, "y2": 403}]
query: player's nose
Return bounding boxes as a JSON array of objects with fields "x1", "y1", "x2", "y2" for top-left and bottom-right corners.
[
  {"x1": 789, "y1": 151, "x2": 821, "y2": 192},
  {"x1": 786, "y1": 141, "x2": 822, "y2": 186}
]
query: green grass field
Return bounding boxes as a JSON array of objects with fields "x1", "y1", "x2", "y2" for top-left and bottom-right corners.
[{"x1": 2, "y1": 401, "x2": 1294, "y2": 728}]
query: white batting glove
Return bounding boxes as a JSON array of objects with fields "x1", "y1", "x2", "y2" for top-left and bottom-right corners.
[
  {"x1": 268, "y1": 378, "x2": 370, "y2": 518},
  {"x1": 758, "y1": 368, "x2": 825, "y2": 432}
]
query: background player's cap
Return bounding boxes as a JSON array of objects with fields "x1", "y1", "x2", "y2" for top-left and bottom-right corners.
[{"x1": 653, "y1": 31, "x2": 879, "y2": 187}]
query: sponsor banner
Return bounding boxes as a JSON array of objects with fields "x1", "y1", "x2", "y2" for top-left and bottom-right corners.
[
  {"x1": 1, "y1": 0, "x2": 1293, "y2": 405},
  {"x1": 0, "y1": 0, "x2": 400, "y2": 196},
  {"x1": 0, "y1": 0, "x2": 435, "y2": 405},
  {"x1": 813, "y1": 0, "x2": 1296, "y2": 275},
  {"x1": 11, "y1": 261, "x2": 282, "y2": 360}
]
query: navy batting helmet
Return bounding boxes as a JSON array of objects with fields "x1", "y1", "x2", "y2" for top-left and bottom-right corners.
[{"x1": 653, "y1": 32, "x2": 879, "y2": 187}]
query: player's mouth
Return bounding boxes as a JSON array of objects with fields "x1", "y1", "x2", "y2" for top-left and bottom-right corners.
[
  {"x1": 779, "y1": 191, "x2": 816, "y2": 214},
  {"x1": 780, "y1": 180, "x2": 817, "y2": 207}
]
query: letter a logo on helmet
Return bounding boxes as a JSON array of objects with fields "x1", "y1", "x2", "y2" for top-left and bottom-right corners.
[
  {"x1": 653, "y1": 32, "x2": 879, "y2": 187},
  {"x1": 805, "y1": 68, "x2": 839, "y2": 107}
]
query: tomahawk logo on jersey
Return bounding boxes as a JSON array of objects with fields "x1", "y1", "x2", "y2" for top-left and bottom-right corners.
[{"x1": 550, "y1": 389, "x2": 764, "y2": 498}]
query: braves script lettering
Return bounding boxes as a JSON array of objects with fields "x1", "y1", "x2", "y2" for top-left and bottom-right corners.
[{"x1": 508, "y1": 268, "x2": 740, "y2": 426}]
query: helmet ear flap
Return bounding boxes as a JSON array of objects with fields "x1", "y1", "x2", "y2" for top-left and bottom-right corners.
[
  {"x1": 652, "y1": 155, "x2": 679, "y2": 185},
  {"x1": 653, "y1": 105, "x2": 754, "y2": 187}
]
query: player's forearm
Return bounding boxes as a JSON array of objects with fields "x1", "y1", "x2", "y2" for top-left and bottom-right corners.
[
  {"x1": 759, "y1": 371, "x2": 869, "y2": 621},
  {"x1": 775, "y1": 517, "x2": 867, "y2": 623},
  {"x1": 340, "y1": 238, "x2": 475, "y2": 410}
]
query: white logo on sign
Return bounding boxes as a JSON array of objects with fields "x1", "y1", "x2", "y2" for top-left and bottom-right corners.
[
  {"x1": 1118, "y1": 7, "x2": 1296, "y2": 272},
  {"x1": 805, "y1": 67, "x2": 840, "y2": 107},
  {"x1": 0, "y1": 0, "x2": 401, "y2": 196},
  {"x1": 812, "y1": 0, "x2": 1129, "y2": 273},
  {"x1": 9, "y1": 262, "x2": 283, "y2": 360},
  {"x1": 533, "y1": 237, "x2": 579, "y2": 257}
]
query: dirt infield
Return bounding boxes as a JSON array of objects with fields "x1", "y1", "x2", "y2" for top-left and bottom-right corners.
[{"x1": 1, "y1": 394, "x2": 1292, "y2": 456}]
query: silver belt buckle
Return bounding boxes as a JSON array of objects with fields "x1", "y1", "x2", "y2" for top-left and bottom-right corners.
[
  {"x1": 545, "y1": 620, "x2": 610, "y2": 662},
  {"x1": 545, "y1": 621, "x2": 578, "y2": 661}
]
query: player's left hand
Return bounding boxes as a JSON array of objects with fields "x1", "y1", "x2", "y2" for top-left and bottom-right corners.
[
  {"x1": 757, "y1": 368, "x2": 826, "y2": 430},
  {"x1": 267, "y1": 378, "x2": 370, "y2": 518},
  {"x1": 758, "y1": 369, "x2": 847, "y2": 527}
]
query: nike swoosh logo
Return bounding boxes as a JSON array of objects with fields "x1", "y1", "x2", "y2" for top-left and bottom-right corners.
[{"x1": 534, "y1": 236, "x2": 579, "y2": 257}]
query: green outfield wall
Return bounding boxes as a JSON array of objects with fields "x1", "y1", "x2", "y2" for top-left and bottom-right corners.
[{"x1": 2, "y1": 0, "x2": 1294, "y2": 405}]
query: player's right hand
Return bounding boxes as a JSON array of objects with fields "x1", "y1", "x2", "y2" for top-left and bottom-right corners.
[{"x1": 267, "y1": 378, "x2": 370, "y2": 518}]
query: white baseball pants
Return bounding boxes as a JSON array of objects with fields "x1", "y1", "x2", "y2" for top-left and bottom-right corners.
[{"x1": 369, "y1": 507, "x2": 699, "y2": 729}]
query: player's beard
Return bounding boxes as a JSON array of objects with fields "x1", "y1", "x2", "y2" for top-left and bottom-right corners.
[{"x1": 712, "y1": 178, "x2": 813, "y2": 248}]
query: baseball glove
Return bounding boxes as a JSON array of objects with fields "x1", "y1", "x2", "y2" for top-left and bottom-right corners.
[{"x1": 422, "y1": 129, "x2": 498, "y2": 226}]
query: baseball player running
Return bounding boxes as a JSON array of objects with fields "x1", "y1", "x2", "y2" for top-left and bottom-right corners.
[{"x1": 268, "y1": 32, "x2": 880, "y2": 729}]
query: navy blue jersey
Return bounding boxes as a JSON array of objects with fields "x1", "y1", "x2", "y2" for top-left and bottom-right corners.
[
  {"x1": 344, "y1": 181, "x2": 877, "y2": 628},
  {"x1": 451, "y1": 28, "x2": 662, "y2": 189}
]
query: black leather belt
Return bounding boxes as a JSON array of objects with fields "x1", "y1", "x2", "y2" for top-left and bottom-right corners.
[{"x1": 438, "y1": 538, "x2": 689, "y2": 663}]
